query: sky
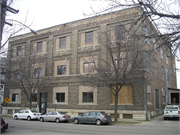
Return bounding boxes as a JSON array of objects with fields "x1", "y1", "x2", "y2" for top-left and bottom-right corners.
[{"x1": 3, "y1": 0, "x2": 180, "y2": 88}]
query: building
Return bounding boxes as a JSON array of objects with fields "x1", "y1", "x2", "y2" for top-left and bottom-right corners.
[{"x1": 3, "y1": 7, "x2": 177, "y2": 121}]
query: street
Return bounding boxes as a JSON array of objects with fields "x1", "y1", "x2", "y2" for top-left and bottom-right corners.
[{"x1": 2, "y1": 115, "x2": 180, "y2": 135}]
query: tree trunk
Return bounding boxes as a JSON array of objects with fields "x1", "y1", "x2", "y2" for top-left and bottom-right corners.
[
  {"x1": 29, "y1": 96, "x2": 32, "y2": 109},
  {"x1": 114, "y1": 94, "x2": 118, "y2": 122}
]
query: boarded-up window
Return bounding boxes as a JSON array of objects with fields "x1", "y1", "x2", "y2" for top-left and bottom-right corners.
[{"x1": 111, "y1": 85, "x2": 133, "y2": 104}]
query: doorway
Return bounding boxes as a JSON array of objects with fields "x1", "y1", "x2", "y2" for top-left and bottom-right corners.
[{"x1": 40, "y1": 93, "x2": 47, "y2": 115}]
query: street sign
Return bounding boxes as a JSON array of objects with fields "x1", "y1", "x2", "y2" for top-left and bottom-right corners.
[{"x1": 4, "y1": 97, "x2": 9, "y2": 103}]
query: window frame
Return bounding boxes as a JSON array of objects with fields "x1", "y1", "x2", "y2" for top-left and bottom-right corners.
[
  {"x1": 12, "y1": 93, "x2": 19, "y2": 102},
  {"x1": 153, "y1": 38, "x2": 157, "y2": 52},
  {"x1": 37, "y1": 42, "x2": 43, "y2": 52},
  {"x1": 85, "y1": 31, "x2": 93, "y2": 43},
  {"x1": 83, "y1": 92, "x2": 93, "y2": 103},
  {"x1": 17, "y1": 46, "x2": 22, "y2": 56},
  {"x1": 59, "y1": 37, "x2": 66, "y2": 48},
  {"x1": 31, "y1": 93, "x2": 37, "y2": 102},
  {"x1": 154, "y1": 59, "x2": 158, "y2": 77},
  {"x1": 56, "y1": 93, "x2": 65, "y2": 102},
  {"x1": 14, "y1": 70, "x2": 20, "y2": 79},
  {"x1": 161, "y1": 66, "x2": 165, "y2": 81},
  {"x1": 57, "y1": 65, "x2": 66, "y2": 75},
  {"x1": 34, "y1": 68, "x2": 42, "y2": 77},
  {"x1": 83, "y1": 62, "x2": 94, "y2": 73}
]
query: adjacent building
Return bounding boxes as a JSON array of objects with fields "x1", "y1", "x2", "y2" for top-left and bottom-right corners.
[{"x1": 3, "y1": 7, "x2": 177, "y2": 121}]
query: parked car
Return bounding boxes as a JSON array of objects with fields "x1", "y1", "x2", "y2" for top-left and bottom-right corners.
[
  {"x1": 38, "y1": 111, "x2": 71, "y2": 123},
  {"x1": 13, "y1": 110, "x2": 41, "y2": 121},
  {"x1": 71, "y1": 111, "x2": 112, "y2": 125},
  {"x1": 163, "y1": 105, "x2": 180, "y2": 120},
  {"x1": 1, "y1": 117, "x2": 8, "y2": 133}
]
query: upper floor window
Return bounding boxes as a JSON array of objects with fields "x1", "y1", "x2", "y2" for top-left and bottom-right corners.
[
  {"x1": 153, "y1": 38, "x2": 157, "y2": 52},
  {"x1": 143, "y1": 27, "x2": 150, "y2": 45},
  {"x1": 115, "y1": 59, "x2": 125, "y2": 68},
  {"x1": 161, "y1": 47, "x2": 163, "y2": 59},
  {"x1": 34, "y1": 68, "x2": 42, "y2": 77},
  {"x1": 37, "y1": 42, "x2": 43, "y2": 52},
  {"x1": 60, "y1": 37, "x2": 66, "y2": 48},
  {"x1": 14, "y1": 70, "x2": 20, "y2": 79},
  {"x1": 83, "y1": 62, "x2": 94, "y2": 73},
  {"x1": 12, "y1": 93, "x2": 18, "y2": 102},
  {"x1": 115, "y1": 25, "x2": 125, "y2": 42},
  {"x1": 166, "y1": 54, "x2": 168, "y2": 64},
  {"x1": 17, "y1": 46, "x2": 22, "y2": 56},
  {"x1": 154, "y1": 59, "x2": 158, "y2": 77},
  {"x1": 85, "y1": 31, "x2": 93, "y2": 43},
  {"x1": 161, "y1": 66, "x2": 165, "y2": 81},
  {"x1": 57, "y1": 65, "x2": 66, "y2": 75},
  {"x1": 83, "y1": 92, "x2": 93, "y2": 102}
]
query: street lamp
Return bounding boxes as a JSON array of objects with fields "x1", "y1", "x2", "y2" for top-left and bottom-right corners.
[{"x1": 5, "y1": 19, "x2": 37, "y2": 34}]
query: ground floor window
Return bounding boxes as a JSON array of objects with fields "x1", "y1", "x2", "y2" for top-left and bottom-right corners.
[
  {"x1": 12, "y1": 93, "x2": 19, "y2": 102},
  {"x1": 56, "y1": 93, "x2": 65, "y2": 102},
  {"x1": 83, "y1": 92, "x2": 93, "y2": 102},
  {"x1": 31, "y1": 93, "x2": 37, "y2": 102},
  {"x1": 111, "y1": 84, "x2": 133, "y2": 104}
]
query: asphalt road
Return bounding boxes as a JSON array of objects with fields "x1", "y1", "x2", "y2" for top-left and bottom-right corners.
[{"x1": 2, "y1": 115, "x2": 180, "y2": 135}]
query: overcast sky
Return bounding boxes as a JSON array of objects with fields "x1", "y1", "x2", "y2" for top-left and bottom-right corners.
[{"x1": 4, "y1": 0, "x2": 180, "y2": 88}]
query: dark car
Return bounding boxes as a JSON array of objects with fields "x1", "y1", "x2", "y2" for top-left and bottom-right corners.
[
  {"x1": 1, "y1": 117, "x2": 8, "y2": 133},
  {"x1": 72, "y1": 111, "x2": 112, "y2": 125}
]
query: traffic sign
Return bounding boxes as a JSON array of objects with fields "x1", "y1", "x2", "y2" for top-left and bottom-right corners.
[{"x1": 4, "y1": 97, "x2": 9, "y2": 103}]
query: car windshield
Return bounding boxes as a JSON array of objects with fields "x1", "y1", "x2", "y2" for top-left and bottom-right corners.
[
  {"x1": 58, "y1": 112, "x2": 66, "y2": 114},
  {"x1": 31, "y1": 110, "x2": 38, "y2": 113},
  {"x1": 165, "y1": 106, "x2": 178, "y2": 110}
]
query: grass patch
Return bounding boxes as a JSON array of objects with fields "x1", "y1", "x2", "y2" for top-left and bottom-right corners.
[{"x1": 112, "y1": 121, "x2": 140, "y2": 124}]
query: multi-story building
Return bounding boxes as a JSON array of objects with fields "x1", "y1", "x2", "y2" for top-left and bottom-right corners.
[{"x1": 3, "y1": 7, "x2": 177, "y2": 121}]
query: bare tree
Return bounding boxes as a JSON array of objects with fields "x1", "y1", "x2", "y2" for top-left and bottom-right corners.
[
  {"x1": 80, "y1": 23, "x2": 150, "y2": 122},
  {"x1": 5, "y1": 46, "x2": 51, "y2": 109},
  {"x1": 87, "y1": 0, "x2": 180, "y2": 59}
]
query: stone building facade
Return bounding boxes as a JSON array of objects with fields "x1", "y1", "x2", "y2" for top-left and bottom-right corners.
[{"x1": 3, "y1": 7, "x2": 177, "y2": 121}]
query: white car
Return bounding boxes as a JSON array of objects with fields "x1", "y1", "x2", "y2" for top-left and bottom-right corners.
[
  {"x1": 13, "y1": 110, "x2": 41, "y2": 121},
  {"x1": 163, "y1": 105, "x2": 180, "y2": 120}
]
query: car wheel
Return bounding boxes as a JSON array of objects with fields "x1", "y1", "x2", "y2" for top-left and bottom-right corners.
[
  {"x1": 164, "y1": 117, "x2": 167, "y2": 120},
  {"x1": 74, "y1": 118, "x2": 79, "y2": 124},
  {"x1": 96, "y1": 119, "x2": 102, "y2": 125},
  {"x1": 27, "y1": 116, "x2": 31, "y2": 121},
  {"x1": 14, "y1": 115, "x2": 18, "y2": 120},
  {"x1": 55, "y1": 118, "x2": 60, "y2": 123},
  {"x1": 1, "y1": 128, "x2": 5, "y2": 133},
  {"x1": 40, "y1": 117, "x2": 44, "y2": 122}
]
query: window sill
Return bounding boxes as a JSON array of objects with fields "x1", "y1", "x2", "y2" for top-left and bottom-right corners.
[
  {"x1": 52, "y1": 103, "x2": 68, "y2": 105},
  {"x1": 110, "y1": 104, "x2": 134, "y2": 105},
  {"x1": 9, "y1": 102, "x2": 21, "y2": 104},
  {"x1": 78, "y1": 103, "x2": 98, "y2": 105}
]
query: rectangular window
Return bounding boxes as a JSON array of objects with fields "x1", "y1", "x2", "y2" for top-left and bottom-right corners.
[
  {"x1": 57, "y1": 65, "x2": 66, "y2": 75},
  {"x1": 147, "y1": 93, "x2": 151, "y2": 102},
  {"x1": 154, "y1": 59, "x2": 158, "y2": 77},
  {"x1": 37, "y1": 42, "x2": 43, "y2": 52},
  {"x1": 83, "y1": 62, "x2": 94, "y2": 73},
  {"x1": 143, "y1": 27, "x2": 149, "y2": 45},
  {"x1": 31, "y1": 93, "x2": 37, "y2": 102},
  {"x1": 115, "y1": 59, "x2": 125, "y2": 68},
  {"x1": 161, "y1": 66, "x2": 164, "y2": 81},
  {"x1": 83, "y1": 92, "x2": 93, "y2": 102},
  {"x1": 60, "y1": 37, "x2": 66, "y2": 48},
  {"x1": 12, "y1": 93, "x2": 18, "y2": 102},
  {"x1": 155, "y1": 89, "x2": 159, "y2": 109},
  {"x1": 153, "y1": 38, "x2": 156, "y2": 52},
  {"x1": 85, "y1": 31, "x2": 93, "y2": 43},
  {"x1": 34, "y1": 68, "x2": 42, "y2": 77},
  {"x1": 115, "y1": 25, "x2": 125, "y2": 42},
  {"x1": 166, "y1": 54, "x2": 168, "y2": 64},
  {"x1": 17, "y1": 46, "x2": 22, "y2": 55},
  {"x1": 56, "y1": 93, "x2": 65, "y2": 102},
  {"x1": 14, "y1": 70, "x2": 20, "y2": 79},
  {"x1": 161, "y1": 47, "x2": 163, "y2": 59}
]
